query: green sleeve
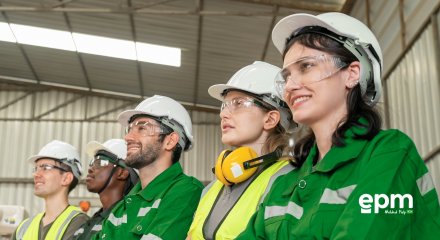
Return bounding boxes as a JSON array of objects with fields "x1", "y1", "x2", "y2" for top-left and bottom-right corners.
[
  {"x1": 235, "y1": 203, "x2": 267, "y2": 240},
  {"x1": 331, "y1": 135, "x2": 440, "y2": 239},
  {"x1": 142, "y1": 179, "x2": 203, "y2": 240}
]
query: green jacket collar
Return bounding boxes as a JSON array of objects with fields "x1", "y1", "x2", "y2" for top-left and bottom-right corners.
[
  {"x1": 311, "y1": 121, "x2": 370, "y2": 173},
  {"x1": 131, "y1": 163, "x2": 184, "y2": 201}
]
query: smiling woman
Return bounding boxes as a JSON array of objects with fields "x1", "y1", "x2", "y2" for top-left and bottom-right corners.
[{"x1": 236, "y1": 12, "x2": 440, "y2": 239}]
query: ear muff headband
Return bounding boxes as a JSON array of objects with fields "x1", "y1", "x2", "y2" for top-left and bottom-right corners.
[{"x1": 214, "y1": 147, "x2": 279, "y2": 186}]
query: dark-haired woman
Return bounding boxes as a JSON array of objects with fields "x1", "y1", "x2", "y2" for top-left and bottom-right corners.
[{"x1": 237, "y1": 12, "x2": 440, "y2": 239}]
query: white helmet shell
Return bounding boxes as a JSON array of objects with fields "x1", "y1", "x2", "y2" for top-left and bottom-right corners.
[
  {"x1": 272, "y1": 12, "x2": 383, "y2": 106},
  {"x1": 86, "y1": 139, "x2": 127, "y2": 160},
  {"x1": 118, "y1": 95, "x2": 193, "y2": 151},
  {"x1": 28, "y1": 140, "x2": 82, "y2": 179},
  {"x1": 208, "y1": 61, "x2": 294, "y2": 131}
]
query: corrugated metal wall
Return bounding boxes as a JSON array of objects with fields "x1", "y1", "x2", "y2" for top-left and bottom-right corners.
[
  {"x1": 352, "y1": 1, "x2": 440, "y2": 196},
  {"x1": 0, "y1": 90, "x2": 222, "y2": 216}
]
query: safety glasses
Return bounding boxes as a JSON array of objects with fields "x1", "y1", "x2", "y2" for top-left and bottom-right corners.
[
  {"x1": 220, "y1": 97, "x2": 269, "y2": 113},
  {"x1": 33, "y1": 164, "x2": 68, "y2": 173},
  {"x1": 88, "y1": 154, "x2": 117, "y2": 169},
  {"x1": 275, "y1": 54, "x2": 347, "y2": 96},
  {"x1": 125, "y1": 120, "x2": 168, "y2": 137}
]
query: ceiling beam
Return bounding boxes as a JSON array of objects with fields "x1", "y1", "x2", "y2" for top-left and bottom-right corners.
[
  {"x1": 127, "y1": 0, "x2": 145, "y2": 97},
  {"x1": 1, "y1": 10, "x2": 41, "y2": 83},
  {"x1": 232, "y1": 0, "x2": 342, "y2": 12},
  {"x1": 341, "y1": 0, "x2": 356, "y2": 14},
  {"x1": 85, "y1": 101, "x2": 133, "y2": 121},
  {"x1": 60, "y1": 8, "x2": 93, "y2": 90},
  {"x1": 0, "y1": 77, "x2": 219, "y2": 113},
  {"x1": 261, "y1": 5, "x2": 278, "y2": 61},
  {"x1": 192, "y1": 0, "x2": 204, "y2": 109},
  {"x1": 0, "y1": 6, "x2": 291, "y2": 16},
  {"x1": 33, "y1": 95, "x2": 84, "y2": 120},
  {"x1": 0, "y1": 91, "x2": 33, "y2": 111}
]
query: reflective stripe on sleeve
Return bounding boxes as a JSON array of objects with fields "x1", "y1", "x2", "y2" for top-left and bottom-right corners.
[
  {"x1": 319, "y1": 184, "x2": 357, "y2": 204},
  {"x1": 417, "y1": 172, "x2": 435, "y2": 196},
  {"x1": 141, "y1": 233, "x2": 163, "y2": 240},
  {"x1": 138, "y1": 199, "x2": 161, "y2": 217},
  {"x1": 73, "y1": 228, "x2": 84, "y2": 236},
  {"x1": 108, "y1": 213, "x2": 127, "y2": 227},
  {"x1": 92, "y1": 224, "x2": 102, "y2": 231},
  {"x1": 264, "y1": 201, "x2": 303, "y2": 220}
]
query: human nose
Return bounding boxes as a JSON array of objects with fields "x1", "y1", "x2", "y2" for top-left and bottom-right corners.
[
  {"x1": 125, "y1": 127, "x2": 136, "y2": 141},
  {"x1": 33, "y1": 167, "x2": 43, "y2": 177},
  {"x1": 219, "y1": 105, "x2": 231, "y2": 119},
  {"x1": 284, "y1": 75, "x2": 303, "y2": 93}
]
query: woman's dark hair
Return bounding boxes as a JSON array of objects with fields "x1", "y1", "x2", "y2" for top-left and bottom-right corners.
[{"x1": 284, "y1": 33, "x2": 382, "y2": 168}]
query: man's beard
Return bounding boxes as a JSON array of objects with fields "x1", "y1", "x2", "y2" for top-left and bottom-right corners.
[{"x1": 125, "y1": 140, "x2": 162, "y2": 169}]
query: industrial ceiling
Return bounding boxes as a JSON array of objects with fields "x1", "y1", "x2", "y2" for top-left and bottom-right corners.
[{"x1": 0, "y1": 0, "x2": 354, "y2": 111}]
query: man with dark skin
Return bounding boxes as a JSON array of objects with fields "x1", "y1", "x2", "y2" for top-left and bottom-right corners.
[{"x1": 73, "y1": 139, "x2": 138, "y2": 240}]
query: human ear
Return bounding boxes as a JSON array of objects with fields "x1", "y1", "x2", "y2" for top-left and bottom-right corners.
[
  {"x1": 164, "y1": 132, "x2": 179, "y2": 151},
  {"x1": 263, "y1": 110, "x2": 280, "y2": 130},
  {"x1": 116, "y1": 168, "x2": 130, "y2": 181},
  {"x1": 345, "y1": 61, "x2": 361, "y2": 89}
]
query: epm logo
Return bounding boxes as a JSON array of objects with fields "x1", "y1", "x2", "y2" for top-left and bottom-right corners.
[{"x1": 359, "y1": 194, "x2": 413, "y2": 215}]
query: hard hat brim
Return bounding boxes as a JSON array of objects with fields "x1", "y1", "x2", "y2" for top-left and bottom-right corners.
[
  {"x1": 86, "y1": 141, "x2": 113, "y2": 159},
  {"x1": 117, "y1": 110, "x2": 162, "y2": 127},
  {"x1": 272, "y1": 13, "x2": 355, "y2": 54},
  {"x1": 208, "y1": 84, "x2": 256, "y2": 102},
  {"x1": 27, "y1": 155, "x2": 60, "y2": 164}
]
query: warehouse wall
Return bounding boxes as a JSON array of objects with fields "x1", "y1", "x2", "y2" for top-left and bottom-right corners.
[
  {"x1": 351, "y1": 1, "x2": 440, "y2": 196},
  {"x1": 0, "y1": 90, "x2": 223, "y2": 216}
]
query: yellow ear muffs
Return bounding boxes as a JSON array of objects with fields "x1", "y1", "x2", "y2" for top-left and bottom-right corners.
[{"x1": 214, "y1": 147, "x2": 258, "y2": 186}]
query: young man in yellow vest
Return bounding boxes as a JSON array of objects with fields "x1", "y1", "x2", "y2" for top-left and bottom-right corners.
[{"x1": 13, "y1": 140, "x2": 89, "y2": 240}]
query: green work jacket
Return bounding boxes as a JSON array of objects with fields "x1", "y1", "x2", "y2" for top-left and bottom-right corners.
[
  {"x1": 73, "y1": 204, "x2": 116, "y2": 240},
  {"x1": 237, "y1": 126, "x2": 440, "y2": 239},
  {"x1": 93, "y1": 163, "x2": 203, "y2": 240}
]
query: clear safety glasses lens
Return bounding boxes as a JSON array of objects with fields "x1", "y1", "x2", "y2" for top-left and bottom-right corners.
[
  {"x1": 220, "y1": 97, "x2": 267, "y2": 113},
  {"x1": 89, "y1": 155, "x2": 115, "y2": 168},
  {"x1": 125, "y1": 120, "x2": 166, "y2": 136},
  {"x1": 274, "y1": 54, "x2": 347, "y2": 96},
  {"x1": 33, "y1": 164, "x2": 67, "y2": 173}
]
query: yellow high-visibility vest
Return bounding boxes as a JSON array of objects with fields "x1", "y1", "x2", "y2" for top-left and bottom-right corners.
[
  {"x1": 188, "y1": 160, "x2": 289, "y2": 240},
  {"x1": 15, "y1": 205, "x2": 82, "y2": 240}
]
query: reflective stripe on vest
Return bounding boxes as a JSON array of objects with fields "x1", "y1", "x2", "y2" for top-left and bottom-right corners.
[
  {"x1": 188, "y1": 160, "x2": 290, "y2": 240},
  {"x1": 15, "y1": 205, "x2": 82, "y2": 240}
]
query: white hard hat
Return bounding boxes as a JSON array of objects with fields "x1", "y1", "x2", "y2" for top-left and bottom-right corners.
[
  {"x1": 28, "y1": 140, "x2": 82, "y2": 179},
  {"x1": 272, "y1": 12, "x2": 383, "y2": 106},
  {"x1": 118, "y1": 95, "x2": 193, "y2": 151},
  {"x1": 208, "y1": 61, "x2": 294, "y2": 131},
  {"x1": 86, "y1": 139, "x2": 127, "y2": 160}
]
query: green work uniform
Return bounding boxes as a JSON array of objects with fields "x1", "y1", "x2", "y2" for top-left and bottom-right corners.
[
  {"x1": 237, "y1": 124, "x2": 440, "y2": 239},
  {"x1": 73, "y1": 203, "x2": 117, "y2": 240},
  {"x1": 93, "y1": 163, "x2": 203, "y2": 240}
]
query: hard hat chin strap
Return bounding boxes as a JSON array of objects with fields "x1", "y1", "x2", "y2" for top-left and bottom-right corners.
[{"x1": 97, "y1": 166, "x2": 118, "y2": 194}]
